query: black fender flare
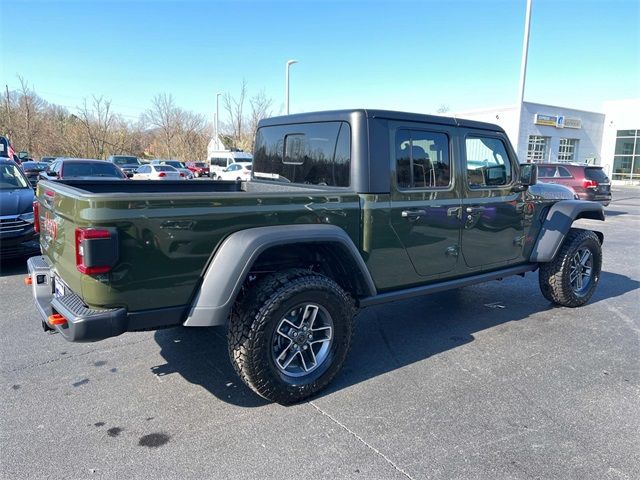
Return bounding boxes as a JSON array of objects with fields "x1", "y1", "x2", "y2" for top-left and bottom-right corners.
[
  {"x1": 530, "y1": 200, "x2": 604, "y2": 263},
  {"x1": 183, "y1": 224, "x2": 376, "y2": 327}
]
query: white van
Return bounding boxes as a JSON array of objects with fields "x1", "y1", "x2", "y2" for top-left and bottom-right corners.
[{"x1": 209, "y1": 151, "x2": 253, "y2": 179}]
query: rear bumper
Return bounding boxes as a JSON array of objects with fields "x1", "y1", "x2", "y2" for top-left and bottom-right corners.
[
  {"x1": 27, "y1": 256, "x2": 185, "y2": 342},
  {"x1": 576, "y1": 191, "x2": 611, "y2": 206}
]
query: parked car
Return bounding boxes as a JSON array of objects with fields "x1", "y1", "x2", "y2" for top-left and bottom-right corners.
[
  {"x1": 20, "y1": 161, "x2": 48, "y2": 186},
  {"x1": 216, "y1": 162, "x2": 252, "y2": 181},
  {"x1": 537, "y1": 163, "x2": 612, "y2": 206},
  {"x1": 151, "y1": 160, "x2": 193, "y2": 179},
  {"x1": 209, "y1": 150, "x2": 252, "y2": 179},
  {"x1": 132, "y1": 163, "x2": 183, "y2": 180},
  {"x1": 27, "y1": 109, "x2": 605, "y2": 404},
  {"x1": 0, "y1": 158, "x2": 39, "y2": 258},
  {"x1": 186, "y1": 161, "x2": 210, "y2": 177},
  {"x1": 40, "y1": 156, "x2": 57, "y2": 163},
  {"x1": 107, "y1": 155, "x2": 142, "y2": 176},
  {"x1": 40, "y1": 158, "x2": 128, "y2": 181}
]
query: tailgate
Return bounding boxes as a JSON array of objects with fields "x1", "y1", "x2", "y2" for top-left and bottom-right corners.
[{"x1": 35, "y1": 182, "x2": 84, "y2": 297}]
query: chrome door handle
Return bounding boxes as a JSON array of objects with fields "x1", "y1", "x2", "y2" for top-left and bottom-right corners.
[
  {"x1": 401, "y1": 209, "x2": 427, "y2": 219},
  {"x1": 465, "y1": 206, "x2": 485, "y2": 214}
]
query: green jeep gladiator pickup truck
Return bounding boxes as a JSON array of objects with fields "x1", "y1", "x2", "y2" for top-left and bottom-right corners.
[{"x1": 26, "y1": 109, "x2": 604, "y2": 403}]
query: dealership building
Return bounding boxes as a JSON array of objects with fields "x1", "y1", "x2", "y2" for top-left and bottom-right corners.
[{"x1": 457, "y1": 99, "x2": 640, "y2": 183}]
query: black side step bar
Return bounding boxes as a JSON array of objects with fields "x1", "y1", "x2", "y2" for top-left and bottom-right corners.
[{"x1": 358, "y1": 264, "x2": 538, "y2": 308}]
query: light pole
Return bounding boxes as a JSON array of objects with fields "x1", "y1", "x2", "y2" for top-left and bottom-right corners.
[
  {"x1": 285, "y1": 59, "x2": 298, "y2": 115},
  {"x1": 216, "y1": 92, "x2": 222, "y2": 150},
  {"x1": 515, "y1": 0, "x2": 533, "y2": 161}
]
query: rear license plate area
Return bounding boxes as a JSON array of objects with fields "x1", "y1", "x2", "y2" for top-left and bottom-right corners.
[{"x1": 54, "y1": 277, "x2": 66, "y2": 298}]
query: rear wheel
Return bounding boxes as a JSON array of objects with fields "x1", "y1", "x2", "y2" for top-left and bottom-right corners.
[
  {"x1": 538, "y1": 228, "x2": 602, "y2": 307},
  {"x1": 228, "y1": 269, "x2": 354, "y2": 404}
]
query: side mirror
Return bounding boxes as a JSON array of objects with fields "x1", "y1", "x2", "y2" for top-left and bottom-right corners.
[
  {"x1": 520, "y1": 163, "x2": 538, "y2": 186},
  {"x1": 126, "y1": 172, "x2": 134, "y2": 178}
]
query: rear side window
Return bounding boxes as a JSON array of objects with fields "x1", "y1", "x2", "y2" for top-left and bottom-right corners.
[
  {"x1": 465, "y1": 137, "x2": 512, "y2": 188},
  {"x1": 253, "y1": 121, "x2": 350, "y2": 187},
  {"x1": 395, "y1": 130, "x2": 451, "y2": 189},
  {"x1": 585, "y1": 167, "x2": 609, "y2": 183}
]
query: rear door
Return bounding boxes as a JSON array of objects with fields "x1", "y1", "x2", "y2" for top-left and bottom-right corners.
[
  {"x1": 459, "y1": 131, "x2": 525, "y2": 269},
  {"x1": 389, "y1": 124, "x2": 462, "y2": 278}
]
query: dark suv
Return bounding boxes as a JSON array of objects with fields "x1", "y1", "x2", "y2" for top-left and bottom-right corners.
[{"x1": 537, "y1": 163, "x2": 612, "y2": 206}]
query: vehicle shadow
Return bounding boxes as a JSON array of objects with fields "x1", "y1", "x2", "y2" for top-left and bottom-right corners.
[
  {"x1": 152, "y1": 270, "x2": 638, "y2": 407},
  {"x1": 0, "y1": 257, "x2": 29, "y2": 277},
  {"x1": 604, "y1": 209, "x2": 628, "y2": 217}
]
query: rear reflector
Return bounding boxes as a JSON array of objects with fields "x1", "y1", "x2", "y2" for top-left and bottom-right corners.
[
  {"x1": 24, "y1": 276, "x2": 33, "y2": 286},
  {"x1": 48, "y1": 314, "x2": 67, "y2": 326},
  {"x1": 33, "y1": 201, "x2": 40, "y2": 233}
]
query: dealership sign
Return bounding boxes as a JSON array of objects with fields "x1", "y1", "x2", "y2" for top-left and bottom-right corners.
[{"x1": 534, "y1": 114, "x2": 581, "y2": 129}]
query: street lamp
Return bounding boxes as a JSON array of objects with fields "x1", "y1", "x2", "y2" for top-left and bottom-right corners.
[
  {"x1": 515, "y1": 0, "x2": 533, "y2": 160},
  {"x1": 285, "y1": 59, "x2": 298, "y2": 115},
  {"x1": 216, "y1": 92, "x2": 222, "y2": 150}
]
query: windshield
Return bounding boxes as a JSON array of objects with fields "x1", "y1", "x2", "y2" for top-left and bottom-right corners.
[
  {"x1": 195, "y1": 163, "x2": 207, "y2": 167},
  {"x1": 63, "y1": 162, "x2": 125, "y2": 178},
  {"x1": 113, "y1": 156, "x2": 140, "y2": 166},
  {"x1": 0, "y1": 163, "x2": 30, "y2": 189}
]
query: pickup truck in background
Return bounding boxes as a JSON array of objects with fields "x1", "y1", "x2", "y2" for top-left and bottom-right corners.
[{"x1": 26, "y1": 109, "x2": 605, "y2": 404}]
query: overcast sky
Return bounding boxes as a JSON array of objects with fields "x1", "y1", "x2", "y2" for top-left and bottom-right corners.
[{"x1": 1, "y1": 0, "x2": 638, "y2": 123}]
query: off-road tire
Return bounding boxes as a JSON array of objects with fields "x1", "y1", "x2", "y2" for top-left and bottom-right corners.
[
  {"x1": 228, "y1": 269, "x2": 355, "y2": 404},
  {"x1": 538, "y1": 228, "x2": 602, "y2": 307}
]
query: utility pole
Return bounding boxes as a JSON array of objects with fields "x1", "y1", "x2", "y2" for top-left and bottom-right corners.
[{"x1": 516, "y1": 0, "x2": 533, "y2": 161}]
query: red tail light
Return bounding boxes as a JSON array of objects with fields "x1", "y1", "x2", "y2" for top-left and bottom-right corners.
[
  {"x1": 180, "y1": 173, "x2": 185, "y2": 177},
  {"x1": 75, "y1": 228, "x2": 113, "y2": 275},
  {"x1": 158, "y1": 172, "x2": 166, "y2": 178},
  {"x1": 583, "y1": 179, "x2": 598, "y2": 189},
  {"x1": 33, "y1": 201, "x2": 40, "y2": 233}
]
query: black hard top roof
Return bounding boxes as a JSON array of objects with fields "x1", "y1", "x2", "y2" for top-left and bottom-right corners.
[{"x1": 259, "y1": 109, "x2": 505, "y2": 133}]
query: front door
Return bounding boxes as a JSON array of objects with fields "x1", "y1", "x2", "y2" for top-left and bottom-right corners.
[
  {"x1": 389, "y1": 126, "x2": 462, "y2": 278},
  {"x1": 459, "y1": 132, "x2": 525, "y2": 269}
]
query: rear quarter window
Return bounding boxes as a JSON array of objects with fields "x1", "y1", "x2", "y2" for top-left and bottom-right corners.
[{"x1": 253, "y1": 121, "x2": 350, "y2": 187}]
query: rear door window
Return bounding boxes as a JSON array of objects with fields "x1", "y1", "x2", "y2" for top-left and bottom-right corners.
[
  {"x1": 557, "y1": 166, "x2": 573, "y2": 177},
  {"x1": 395, "y1": 130, "x2": 451, "y2": 189}
]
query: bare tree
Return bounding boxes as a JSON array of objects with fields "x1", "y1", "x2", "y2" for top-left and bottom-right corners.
[
  {"x1": 222, "y1": 79, "x2": 247, "y2": 149},
  {"x1": 76, "y1": 96, "x2": 117, "y2": 159},
  {"x1": 436, "y1": 104, "x2": 450, "y2": 114},
  {"x1": 144, "y1": 93, "x2": 182, "y2": 158},
  {"x1": 248, "y1": 89, "x2": 273, "y2": 146}
]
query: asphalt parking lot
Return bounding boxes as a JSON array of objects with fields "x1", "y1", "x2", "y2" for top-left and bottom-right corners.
[{"x1": 1, "y1": 187, "x2": 638, "y2": 480}]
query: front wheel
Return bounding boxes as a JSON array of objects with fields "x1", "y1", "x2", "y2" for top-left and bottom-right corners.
[
  {"x1": 538, "y1": 228, "x2": 602, "y2": 307},
  {"x1": 228, "y1": 269, "x2": 354, "y2": 404}
]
